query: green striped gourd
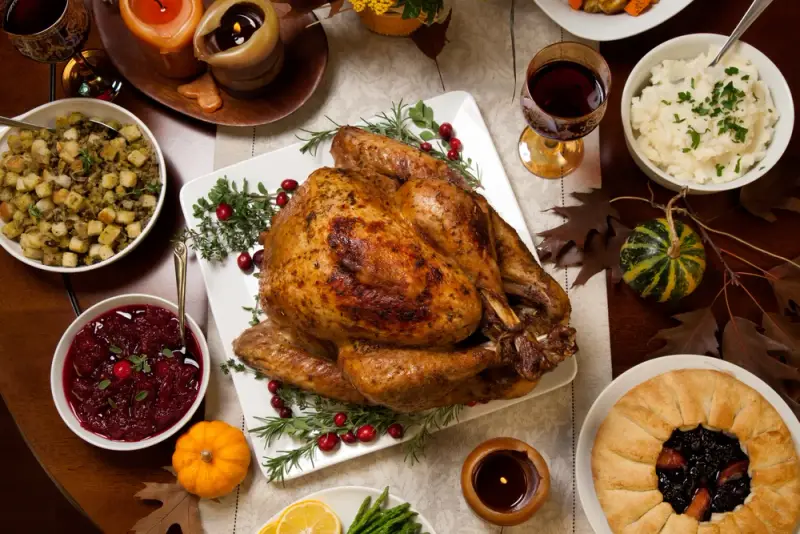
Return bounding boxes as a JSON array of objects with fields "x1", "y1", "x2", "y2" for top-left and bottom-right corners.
[{"x1": 619, "y1": 218, "x2": 706, "y2": 302}]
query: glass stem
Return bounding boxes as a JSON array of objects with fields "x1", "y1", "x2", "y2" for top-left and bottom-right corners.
[
  {"x1": 72, "y1": 50, "x2": 101, "y2": 80},
  {"x1": 543, "y1": 139, "x2": 559, "y2": 149}
]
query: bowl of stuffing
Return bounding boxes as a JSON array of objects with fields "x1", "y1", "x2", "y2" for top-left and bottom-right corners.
[
  {"x1": 621, "y1": 34, "x2": 793, "y2": 194},
  {"x1": 0, "y1": 98, "x2": 166, "y2": 271}
]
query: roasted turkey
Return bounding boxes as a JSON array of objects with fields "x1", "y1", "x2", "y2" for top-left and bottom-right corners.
[{"x1": 233, "y1": 127, "x2": 577, "y2": 412}]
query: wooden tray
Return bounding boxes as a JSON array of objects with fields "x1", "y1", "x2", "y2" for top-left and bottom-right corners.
[{"x1": 92, "y1": 0, "x2": 329, "y2": 126}]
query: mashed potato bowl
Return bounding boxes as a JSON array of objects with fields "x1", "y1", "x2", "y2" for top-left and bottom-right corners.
[{"x1": 622, "y1": 34, "x2": 793, "y2": 194}]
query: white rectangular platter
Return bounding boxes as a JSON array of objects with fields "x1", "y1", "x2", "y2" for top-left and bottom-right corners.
[{"x1": 179, "y1": 91, "x2": 578, "y2": 481}]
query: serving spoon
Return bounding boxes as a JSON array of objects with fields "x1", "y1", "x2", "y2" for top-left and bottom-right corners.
[
  {"x1": 0, "y1": 115, "x2": 121, "y2": 138},
  {"x1": 710, "y1": 0, "x2": 774, "y2": 67}
]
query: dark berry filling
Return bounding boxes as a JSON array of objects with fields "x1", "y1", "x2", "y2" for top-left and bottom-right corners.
[{"x1": 656, "y1": 426, "x2": 750, "y2": 521}]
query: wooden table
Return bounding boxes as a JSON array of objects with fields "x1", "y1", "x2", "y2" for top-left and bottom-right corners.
[{"x1": 1, "y1": 0, "x2": 798, "y2": 531}]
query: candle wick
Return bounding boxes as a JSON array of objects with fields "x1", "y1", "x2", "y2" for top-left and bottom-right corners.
[{"x1": 153, "y1": 0, "x2": 166, "y2": 12}]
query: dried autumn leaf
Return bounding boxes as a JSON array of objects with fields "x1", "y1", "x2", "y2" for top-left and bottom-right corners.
[
  {"x1": 721, "y1": 317, "x2": 800, "y2": 417},
  {"x1": 132, "y1": 481, "x2": 202, "y2": 534},
  {"x1": 410, "y1": 9, "x2": 451, "y2": 61},
  {"x1": 538, "y1": 189, "x2": 620, "y2": 257},
  {"x1": 739, "y1": 173, "x2": 800, "y2": 222},
  {"x1": 762, "y1": 312, "x2": 800, "y2": 367},
  {"x1": 767, "y1": 255, "x2": 800, "y2": 315},
  {"x1": 648, "y1": 308, "x2": 719, "y2": 358},
  {"x1": 327, "y1": 0, "x2": 345, "y2": 17},
  {"x1": 572, "y1": 219, "x2": 632, "y2": 286}
]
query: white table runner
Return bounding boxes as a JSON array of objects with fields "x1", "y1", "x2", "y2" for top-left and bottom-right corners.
[{"x1": 198, "y1": 1, "x2": 612, "y2": 532}]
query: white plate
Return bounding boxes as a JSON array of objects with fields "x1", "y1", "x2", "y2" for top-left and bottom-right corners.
[
  {"x1": 180, "y1": 90, "x2": 577, "y2": 481},
  {"x1": 0, "y1": 98, "x2": 167, "y2": 272},
  {"x1": 576, "y1": 355, "x2": 800, "y2": 534},
  {"x1": 532, "y1": 0, "x2": 694, "y2": 42},
  {"x1": 257, "y1": 486, "x2": 437, "y2": 534}
]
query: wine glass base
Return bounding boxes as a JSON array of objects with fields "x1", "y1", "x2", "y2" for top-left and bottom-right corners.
[
  {"x1": 518, "y1": 127, "x2": 584, "y2": 179},
  {"x1": 62, "y1": 49, "x2": 123, "y2": 101}
]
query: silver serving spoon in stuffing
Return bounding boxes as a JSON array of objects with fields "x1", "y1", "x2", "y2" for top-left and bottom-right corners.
[
  {"x1": 0, "y1": 115, "x2": 121, "y2": 137},
  {"x1": 709, "y1": 0, "x2": 774, "y2": 67}
]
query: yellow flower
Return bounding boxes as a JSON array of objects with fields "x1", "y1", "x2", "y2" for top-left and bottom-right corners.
[
  {"x1": 350, "y1": 0, "x2": 366, "y2": 12},
  {"x1": 371, "y1": 0, "x2": 394, "y2": 15}
]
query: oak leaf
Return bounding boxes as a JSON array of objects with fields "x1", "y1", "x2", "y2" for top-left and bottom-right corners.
[
  {"x1": 768, "y1": 255, "x2": 800, "y2": 315},
  {"x1": 410, "y1": 10, "x2": 452, "y2": 90},
  {"x1": 132, "y1": 481, "x2": 201, "y2": 534},
  {"x1": 572, "y1": 219, "x2": 632, "y2": 286},
  {"x1": 721, "y1": 316, "x2": 800, "y2": 417},
  {"x1": 648, "y1": 308, "x2": 719, "y2": 358},
  {"x1": 739, "y1": 173, "x2": 800, "y2": 222},
  {"x1": 538, "y1": 189, "x2": 620, "y2": 256}
]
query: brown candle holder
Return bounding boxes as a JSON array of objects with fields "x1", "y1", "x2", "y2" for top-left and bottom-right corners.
[{"x1": 461, "y1": 437, "x2": 551, "y2": 526}]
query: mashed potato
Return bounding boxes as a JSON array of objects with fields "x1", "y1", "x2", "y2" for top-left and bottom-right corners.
[{"x1": 631, "y1": 47, "x2": 778, "y2": 184}]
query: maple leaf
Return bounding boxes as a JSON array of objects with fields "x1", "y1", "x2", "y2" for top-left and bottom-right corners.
[
  {"x1": 767, "y1": 255, "x2": 800, "y2": 315},
  {"x1": 739, "y1": 173, "x2": 800, "y2": 222},
  {"x1": 538, "y1": 189, "x2": 620, "y2": 257},
  {"x1": 721, "y1": 316, "x2": 800, "y2": 417},
  {"x1": 572, "y1": 219, "x2": 632, "y2": 286},
  {"x1": 132, "y1": 481, "x2": 201, "y2": 534},
  {"x1": 410, "y1": 10, "x2": 452, "y2": 90},
  {"x1": 648, "y1": 308, "x2": 720, "y2": 358}
]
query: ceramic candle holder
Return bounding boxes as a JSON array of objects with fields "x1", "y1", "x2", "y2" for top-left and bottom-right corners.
[
  {"x1": 461, "y1": 437, "x2": 551, "y2": 526},
  {"x1": 193, "y1": 0, "x2": 283, "y2": 97},
  {"x1": 120, "y1": 0, "x2": 205, "y2": 79}
]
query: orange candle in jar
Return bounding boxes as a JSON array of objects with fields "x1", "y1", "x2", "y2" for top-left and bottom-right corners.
[{"x1": 120, "y1": 0, "x2": 205, "y2": 79}]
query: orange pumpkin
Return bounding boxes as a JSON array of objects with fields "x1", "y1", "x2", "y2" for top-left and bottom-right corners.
[{"x1": 172, "y1": 421, "x2": 251, "y2": 499}]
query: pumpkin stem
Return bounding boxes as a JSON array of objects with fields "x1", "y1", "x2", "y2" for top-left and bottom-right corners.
[
  {"x1": 201, "y1": 450, "x2": 213, "y2": 463},
  {"x1": 664, "y1": 191, "x2": 685, "y2": 259}
]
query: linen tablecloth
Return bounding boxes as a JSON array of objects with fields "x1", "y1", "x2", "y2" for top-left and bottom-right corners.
[{"x1": 199, "y1": 1, "x2": 612, "y2": 531}]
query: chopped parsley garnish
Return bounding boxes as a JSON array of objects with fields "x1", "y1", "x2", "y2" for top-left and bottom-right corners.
[
  {"x1": 734, "y1": 157, "x2": 742, "y2": 174},
  {"x1": 718, "y1": 116, "x2": 748, "y2": 143},
  {"x1": 715, "y1": 164, "x2": 725, "y2": 177},
  {"x1": 687, "y1": 127, "x2": 702, "y2": 150},
  {"x1": 690, "y1": 78, "x2": 695, "y2": 89},
  {"x1": 725, "y1": 66, "x2": 740, "y2": 76},
  {"x1": 28, "y1": 204, "x2": 41, "y2": 219},
  {"x1": 135, "y1": 391, "x2": 148, "y2": 402},
  {"x1": 161, "y1": 348, "x2": 174, "y2": 358},
  {"x1": 682, "y1": 148, "x2": 691, "y2": 153},
  {"x1": 661, "y1": 100, "x2": 672, "y2": 105},
  {"x1": 109, "y1": 345, "x2": 122, "y2": 354},
  {"x1": 741, "y1": 74, "x2": 750, "y2": 81},
  {"x1": 720, "y1": 81, "x2": 746, "y2": 111},
  {"x1": 673, "y1": 114, "x2": 686, "y2": 124},
  {"x1": 691, "y1": 104, "x2": 709, "y2": 116},
  {"x1": 710, "y1": 107, "x2": 723, "y2": 118},
  {"x1": 678, "y1": 91, "x2": 693, "y2": 103},
  {"x1": 98, "y1": 379, "x2": 111, "y2": 390}
]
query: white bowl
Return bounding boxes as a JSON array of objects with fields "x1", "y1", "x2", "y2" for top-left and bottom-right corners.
[
  {"x1": 575, "y1": 355, "x2": 800, "y2": 534},
  {"x1": 51, "y1": 294, "x2": 210, "y2": 451},
  {"x1": 532, "y1": 0, "x2": 694, "y2": 42},
  {"x1": 0, "y1": 98, "x2": 167, "y2": 271},
  {"x1": 621, "y1": 34, "x2": 794, "y2": 194}
]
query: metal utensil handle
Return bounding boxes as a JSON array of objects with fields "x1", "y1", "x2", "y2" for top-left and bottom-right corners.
[
  {"x1": 0, "y1": 116, "x2": 55, "y2": 133},
  {"x1": 710, "y1": 0, "x2": 775, "y2": 67},
  {"x1": 173, "y1": 241, "x2": 189, "y2": 347}
]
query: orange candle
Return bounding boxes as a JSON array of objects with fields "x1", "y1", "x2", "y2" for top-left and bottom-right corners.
[{"x1": 120, "y1": 0, "x2": 205, "y2": 79}]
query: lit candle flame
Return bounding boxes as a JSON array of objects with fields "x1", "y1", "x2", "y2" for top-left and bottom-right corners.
[
  {"x1": 500, "y1": 477, "x2": 508, "y2": 485},
  {"x1": 233, "y1": 21, "x2": 242, "y2": 34}
]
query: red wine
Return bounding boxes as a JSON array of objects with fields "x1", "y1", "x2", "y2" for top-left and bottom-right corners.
[
  {"x1": 3, "y1": 0, "x2": 68, "y2": 35},
  {"x1": 528, "y1": 60, "x2": 604, "y2": 118},
  {"x1": 473, "y1": 450, "x2": 538, "y2": 511}
]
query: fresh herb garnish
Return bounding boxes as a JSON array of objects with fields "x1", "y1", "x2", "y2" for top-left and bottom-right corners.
[
  {"x1": 109, "y1": 345, "x2": 122, "y2": 354},
  {"x1": 242, "y1": 293, "x2": 264, "y2": 326},
  {"x1": 718, "y1": 116, "x2": 748, "y2": 143},
  {"x1": 741, "y1": 74, "x2": 750, "y2": 81},
  {"x1": 127, "y1": 354, "x2": 150, "y2": 373},
  {"x1": 690, "y1": 78, "x2": 695, "y2": 89},
  {"x1": 78, "y1": 149, "x2": 95, "y2": 174},
  {"x1": 161, "y1": 348, "x2": 173, "y2": 358},
  {"x1": 687, "y1": 127, "x2": 702, "y2": 150},
  {"x1": 98, "y1": 379, "x2": 111, "y2": 390},
  {"x1": 735, "y1": 157, "x2": 742, "y2": 174},
  {"x1": 725, "y1": 66, "x2": 740, "y2": 76},
  {"x1": 673, "y1": 114, "x2": 685, "y2": 124},
  {"x1": 682, "y1": 148, "x2": 691, "y2": 153},
  {"x1": 677, "y1": 91, "x2": 693, "y2": 103},
  {"x1": 28, "y1": 204, "x2": 41, "y2": 219},
  {"x1": 108, "y1": 398, "x2": 117, "y2": 409},
  {"x1": 134, "y1": 391, "x2": 148, "y2": 401},
  {"x1": 715, "y1": 164, "x2": 725, "y2": 177},
  {"x1": 691, "y1": 104, "x2": 710, "y2": 116},
  {"x1": 661, "y1": 100, "x2": 672, "y2": 105}
]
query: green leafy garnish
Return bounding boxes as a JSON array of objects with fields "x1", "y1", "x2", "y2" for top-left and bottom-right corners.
[
  {"x1": 690, "y1": 78, "x2": 695, "y2": 89},
  {"x1": 242, "y1": 292, "x2": 264, "y2": 326},
  {"x1": 98, "y1": 379, "x2": 111, "y2": 390},
  {"x1": 109, "y1": 345, "x2": 122, "y2": 354},
  {"x1": 715, "y1": 164, "x2": 725, "y2": 177},
  {"x1": 718, "y1": 116, "x2": 748, "y2": 143},
  {"x1": 691, "y1": 105, "x2": 710, "y2": 116},
  {"x1": 134, "y1": 391, "x2": 148, "y2": 401},
  {"x1": 108, "y1": 398, "x2": 117, "y2": 409},
  {"x1": 673, "y1": 114, "x2": 685, "y2": 124},
  {"x1": 687, "y1": 127, "x2": 702, "y2": 150},
  {"x1": 78, "y1": 149, "x2": 95, "y2": 174},
  {"x1": 661, "y1": 100, "x2": 672, "y2": 105},
  {"x1": 27, "y1": 204, "x2": 41, "y2": 219},
  {"x1": 725, "y1": 66, "x2": 740, "y2": 75},
  {"x1": 678, "y1": 91, "x2": 693, "y2": 103},
  {"x1": 127, "y1": 354, "x2": 150, "y2": 373},
  {"x1": 741, "y1": 74, "x2": 750, "y2": 81},
  {"x1": 161, "y1": 348, "x2": 173, "y2": 358},
  {"x1": 735, "y1": 157, "x2": 742, "y2": 174}
]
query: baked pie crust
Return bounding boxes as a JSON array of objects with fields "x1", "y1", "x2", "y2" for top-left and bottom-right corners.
[{"x1": 591, "y1": 369, "x2": 800, "y2": 533}]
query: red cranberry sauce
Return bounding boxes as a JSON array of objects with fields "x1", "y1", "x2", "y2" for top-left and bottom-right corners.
[{"x1": 63, "y1": 304, "x2": 202, "y2": 442}]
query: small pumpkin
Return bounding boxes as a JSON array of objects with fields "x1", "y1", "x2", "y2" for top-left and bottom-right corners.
[
  {"x1": 620, "y1": 217, "x2": 706, "y2": 302},
  {"x1": 172, "y1": 420, "x2": 251, "y2": 499}
]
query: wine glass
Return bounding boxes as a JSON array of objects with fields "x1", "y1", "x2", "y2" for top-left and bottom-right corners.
[
  {"x1": 3, "y1": 0, "x2": 122, "y2": 100},
  {"x1": 518, "y1": 42, "x2": 611, "y2": 179}
]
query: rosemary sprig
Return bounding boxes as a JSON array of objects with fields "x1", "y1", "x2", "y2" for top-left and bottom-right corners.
[
  {"x1": 404, "y1": 404, "x2": 463, "y2": 464},
  {"x1": 261, "y1": 440, "x2": 318, "y2": 484}
]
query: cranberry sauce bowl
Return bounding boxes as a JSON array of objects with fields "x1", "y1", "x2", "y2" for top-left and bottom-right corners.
[{"x1": 51, "y1": 294, "x2": 209, "y2": 450}]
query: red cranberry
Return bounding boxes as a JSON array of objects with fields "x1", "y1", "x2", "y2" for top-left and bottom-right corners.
[
  {"x1": 112, "y1": 360, "x2": 132, "y2": 380},
  {"x1": 448, "y1": 137, "x2": 462, "y2": 151},
  {"x1": 334, "y1": 412, "x2": 347, "y2": 427},
  {"x1": 281, "y1": 179, "x2": 298, "y2": 191},
  {"x1": 252, "y1": 249, "x2": 264, "y2": 268},
  {"x1": 340, "y1": 431, "x2": 357, "y2": 444},
  {"x1": 420, "y1": 142, "x2": 432, "y2": 152},
  {"x1": 387, "y1": 423, "x2": 404, "y2": 439},
  {"x1": 276, "y1": 192, "x2": 289, "y2": 207},
  {"x1": 317, "y1": 432, "x2": 340, "y2": 452},
  {"x1": 237, "y1": 252, "x2": 252, "y2": 271},
  {"x1": 466, "y1": 400, "x2": 478, "y2": 407},
  {"x1": 438, "y1": 122, "x2": 453, "y2": 140},
  {"x1": 356, "y1": 425, "x2": 377, "y2": 443},
  {"x1": 154, "y1": 360, "x2": 170, "y2": 377},
  {"x1": 279, "y1": 407, "x2": 292, "y2": 418},
  {"x1": 216, "y1": 202, "x2": 233, "y2": 221},
  {"x1": 447, "y1": 149, "x2": 459, "y2": 161},
  {"x1": 270, "y1": 395, "x2": 285, "y2": 410},
  {"x1": 267, "y1": 379, "x2": 282, "y2": 394}
]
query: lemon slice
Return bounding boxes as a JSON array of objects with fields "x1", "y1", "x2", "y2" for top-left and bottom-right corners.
[
  {"x1": 258, "y1": 522, "x2": 278, "y2": 534},
  {"x1": 276, "y1": 500, "x2": 341, "y2": 534}
]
